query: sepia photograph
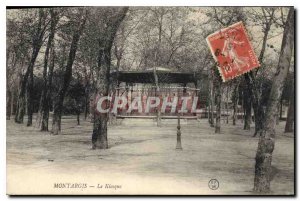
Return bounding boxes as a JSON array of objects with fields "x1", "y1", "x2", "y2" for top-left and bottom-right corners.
[{"x1": 5, "y1": 5, "x2": 295, "y2": 195}]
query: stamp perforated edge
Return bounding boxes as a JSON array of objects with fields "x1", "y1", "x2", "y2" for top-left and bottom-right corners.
[{"x1": 206, "y1": 21, "x2": 261, "y2": 82}]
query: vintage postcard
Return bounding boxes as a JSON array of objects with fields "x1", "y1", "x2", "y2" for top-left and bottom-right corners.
[{"x1": 6, "y1": 6, "x2": 295, "y2": 195}]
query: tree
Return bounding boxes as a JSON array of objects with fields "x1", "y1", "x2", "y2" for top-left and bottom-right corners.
[
  {"x1": 253, "y1": 7, "x2": 294, "y2": 192},
  {"x1": 37, "y1": 8, "x2": 60, "y2": 131},
  {"x1": 232, "y1": 79, "x2": 240, "y2": 125},
  {"x1": 52, "y1": 8, "x2": 88, "y2": 135},
  {"x1": 15, "y1": 9, "x2": 48, "y2": 125},
  {"x1": 208, "y1": 68, "x2": 215, "y2": 127},
  {"x1": 214, "y1": 71, "x2": 222, "y2": 133},
  {"x1": 284, "y1": 76, "x2": 294, "y2": 133},
  {"x1": 75, "y1": 21, "x2": 98, "y2": 121},
  {"x1": 244, "y1": 8, "x2": 282, "y2": 136},
  {"x1": 65, "y1": 74, "x2": 85, "y2": 125},
  {"x1": 91, "y1": 7, "x2": 128, "y2": 149},
  {"x1": 206, "y1": 7, "x2": 246, "y2": 132},
  {"x1": 243, "y1": 83, "x2": 252, "y2": 130},
  {"x1": 6, "y1": 14, "x2": 31, "y2": 120}
]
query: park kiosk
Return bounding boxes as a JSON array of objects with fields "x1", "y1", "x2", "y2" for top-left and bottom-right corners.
[{"x1": 110, "y1": 67, "x2": 202, "y2": 149}]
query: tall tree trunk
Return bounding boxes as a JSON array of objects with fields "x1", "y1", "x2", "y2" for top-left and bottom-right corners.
[
  {"x1": 7, "y1": 90, "x2": 11, "y2": 120},
  {"x1": 6, "y1": 50, "x2": 11, "y2": 120},
  {"x1": 10, "y1": 90, "x2": 15, "y2": 116},
  {"x1": 279, "y1": 98, "x2": 283, "y2": 119},
  {"x1": 245, "y1": 10, "x2": 274, "y2": 136},
  {"x1": 209, "y1": 70, "x2": 215, "y2": 127},
  {"x1": 284, "y1": 78, "x2": 294, "y2": 132},
  {"x1": 38, "y1": 9, "x2": 59, "y2": 130},
  {"x1": 52, "y1": 11, "x2": 87, "y2": 134},
  {"x1": 243, "y1": 86, "x2": 251, "y2": 130},
  {"x1": 15, "y1": 49, "x2": 40, "y2": 124},
  {"x1": 92, "y1": 7, "x2": 128, "y2": 149},
  {"x1": 240, "y1": 90, "x2": 244, "y2": 123},
  {"x1": 26, "y1": 65, "x2": 34, "y2": 126},
  {"x1": 215, "y1": 77, "x2": 221, "y2": 134},
  {"x1": 244, "y1": 73, "x2": 264, "y2": 136},
  {"x1": 15, "y1": 9, "x2": 46, "y2": 124},
  {"x1": 276, "y1": 102, "x2": 280, "y2": 125},
  {"x1": 92, "y1": 42, "x2": 109, "y2": 149},
  {"x1": 232, "y1": 83, "x2": 239, "y2": 125},
  {"x1": 15, "y1": 74, "x2": 26, "y2": 123},
  {"x1": 41, "y1": 47, "x2": 56, "y2": 131},
  {"x1": 254, "y1": 8, "x2": 294, "y2": 193},
  {"x1": 207, "y1": 101, "x2": 210, "y2": 123},
  {"x1": 84, "y1": 84, "x2": 90, "y2": 120}
]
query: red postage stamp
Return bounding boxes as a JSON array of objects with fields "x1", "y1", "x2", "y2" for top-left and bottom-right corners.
[{"x1": 206, "y1": 21, "x2": 260, "y2": 82}]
